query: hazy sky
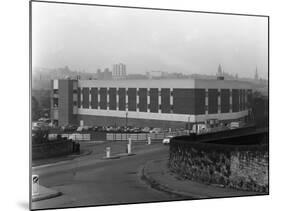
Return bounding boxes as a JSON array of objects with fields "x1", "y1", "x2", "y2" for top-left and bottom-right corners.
[{"x1": 32, "y1": 2, "x2": 268, "y2": 79}]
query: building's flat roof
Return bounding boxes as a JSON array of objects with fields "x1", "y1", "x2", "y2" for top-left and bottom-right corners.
[{"x1": 77, "y1": 78, "x2": 253, "y2": 89}]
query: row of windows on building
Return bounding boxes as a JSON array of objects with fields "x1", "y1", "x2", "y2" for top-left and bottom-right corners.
[{"x1": 62, "y1": 87, "x2": 252, "y2": 115}]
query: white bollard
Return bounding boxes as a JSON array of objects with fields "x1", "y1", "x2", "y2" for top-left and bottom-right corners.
[
  {"x1": 127, "y1": 143, "x2": 131, "y2": 154},
  {"x1": 106, "y1": 147, "x2": 111, "y2": 158},
  {"x1": 32, "y1": 175, "x2": 39, "y2": 196},
  {"x1": 147, "y1": 136, "x2": 151, "y2": 145},
  {"x1": 127, "y1": 137, "x2": 132, "y2": 154}
]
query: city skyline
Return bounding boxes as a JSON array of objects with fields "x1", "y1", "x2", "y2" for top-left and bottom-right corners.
[
  {"x1": 33, "y1": 64, "x2": 267, "y2": 81},
  {"x1": 32, "y1": 3, "x2": 268, "y2": 79}
]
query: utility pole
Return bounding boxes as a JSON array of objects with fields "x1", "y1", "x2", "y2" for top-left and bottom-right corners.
[
  {"x1": 125, "y1": 111, "x2": 128, "y2": 129},
  {"x1": 188, "y1": 116, "x2": 191, "y2": 134}
]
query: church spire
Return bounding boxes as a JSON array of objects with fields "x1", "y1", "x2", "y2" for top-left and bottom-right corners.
[{"x1": 217, "y1": 64, "x2": 224, "y2": 80}]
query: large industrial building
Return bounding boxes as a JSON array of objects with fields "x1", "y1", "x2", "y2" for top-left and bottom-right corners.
[{"x1": 50, "y1": 78, "x2": 253, "y2": 129}]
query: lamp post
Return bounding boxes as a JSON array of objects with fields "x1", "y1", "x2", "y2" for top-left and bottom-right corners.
[
  {"x1": 187, "y1": 116, "x2": 191, "y2": 134},
  {"x1": 125, "y1": 111, "x2": 128, "y2": 130},
  {"x1": 125, "y1": 104, "x2": 128, "y2": 140}
]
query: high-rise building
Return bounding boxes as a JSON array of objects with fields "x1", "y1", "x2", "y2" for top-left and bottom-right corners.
[
  {"x1": 103, "y1": 68, "x2": 112, "y2": 80},
  {"x1": 255, "y1": 67, "x2": 259, "y2": 81},
  {"x1": 96, "y1": 68, "x2": 112, "y2": 80},
  {"x1": 112, "y1": 63, "x2": 126, "y2": 80}
]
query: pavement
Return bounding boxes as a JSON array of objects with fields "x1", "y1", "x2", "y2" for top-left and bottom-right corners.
[
  {"x1": 32, "y1": 185, "x2": 62, "y2": 202},
  {"x1": 141, "y1": 158, "x2": 265, "y2": 199},
  {"x1": 31, "y1": 145, "x2": 173, "y2": 210},
  {"x1": 31, "y1": 142, "x2": 266, "y2": 208}
]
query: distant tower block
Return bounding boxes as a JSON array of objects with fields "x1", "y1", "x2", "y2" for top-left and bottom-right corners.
[
  {"x1": 113, "y1": 63, "x2": 127, "y2": 80},
  {"x1": 255, "y1": 67, "x2": 259, "y2": 81},
  {"x1": 217, "y1": 64, "x2": 224, "y2": 80}
]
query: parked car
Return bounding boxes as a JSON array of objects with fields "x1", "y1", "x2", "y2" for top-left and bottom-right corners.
[
  {"x1": 93, "y1": 126, "x2": 104, "y2": 132},
  {"x1": 38, "y1": 118, "x2": 51, "y2": 123},
  {"x1": 142, "y1": 127, "x2": 151, "y2": 133},
  {"x1": 132, "y1": 127, "x2": 142, "y2": 133},
  {"x1": 192, "y1": 124, "x2": 208, "y2": 134},
  {"x1": 76, "y1": 126, "x2": 90, "y2": 132},
  {"x1": 162, "y1": 136, "x2": 174, "y2": 145},
  {"x1": 150, "y1": 128, "x2": 162, "y2": 133},
  {"x1": 61, "y1": 124, "x2": 78, "y2": 132},
  {"x1": 105, "y1": 126, "x2": 115, "y2": 132},
  {"x1": 32, "y1": 121, "x2": 50, "y2": 130},
  {"x1": 229, "y1": 121, "x2": 240, "y2": 130}
]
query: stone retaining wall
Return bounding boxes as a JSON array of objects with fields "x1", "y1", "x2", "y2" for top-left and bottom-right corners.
[{"x1": 168, "y1": 139, "x2": 268, "y2": 193}]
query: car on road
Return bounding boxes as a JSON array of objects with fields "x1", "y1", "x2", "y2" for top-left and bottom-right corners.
[{"x1": 162, "y1": 135, "x2": 174, "y2": 145}]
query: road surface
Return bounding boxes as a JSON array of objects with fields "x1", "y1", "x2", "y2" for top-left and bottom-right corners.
[{"x1": 32, "y1": 142, "x2": 183, "y2": 210}]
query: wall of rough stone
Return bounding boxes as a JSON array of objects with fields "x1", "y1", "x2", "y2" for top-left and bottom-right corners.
[
  {"x1": 32, "y1": 140, "x2": 76, "y2": 160},
  {"x1": 168, "y1": 140, "x2": 268, "y2": 193},
  {"x1": 229, "y1": 150, "x2": 268, "y2": 192}
]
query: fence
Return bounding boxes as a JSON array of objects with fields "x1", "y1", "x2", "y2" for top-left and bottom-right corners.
[
  {"x1": 48, "y1": 133, "x2": 91, "y2": 141},
  {"x1": 106, "y1": 131, "x2": 190, "y2": 141},
  {"x1": 48, "y1": 130, "x2": 190, "y2": 142}
]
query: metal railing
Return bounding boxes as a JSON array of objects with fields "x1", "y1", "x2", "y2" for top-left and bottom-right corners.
[
  {"x1": 106, "y1": 131, "x2": 190, "y2": 141},
  {"x1": 47, "y1": 130, "x2": 190, "y2": 142}
]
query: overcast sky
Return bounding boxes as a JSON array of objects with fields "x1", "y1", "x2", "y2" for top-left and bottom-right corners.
[{"x1": 32, "y1": 2, "x2": 268, "y2": 79}]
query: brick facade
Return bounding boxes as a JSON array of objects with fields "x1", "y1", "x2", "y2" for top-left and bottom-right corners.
[{"x1": 51, "y1": 79, "x2": 252, "y2": 127}]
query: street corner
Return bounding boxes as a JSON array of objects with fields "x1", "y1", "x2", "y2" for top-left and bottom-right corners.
[
  {"x1": 140, "y1": 159, "x2": 189, "y2": 198},
  {"x1": 102, "y1": 155, "x2": 121, "y2": 160},
  {"x1": 102, "y1": 152, "x2": 136, "y2": 160},
  {"x1": 32, "y1": 185, "x2": 62, "y2": 202},
  {"x1": 117, "y1": 152, "x2": 136, "y2": 157}
]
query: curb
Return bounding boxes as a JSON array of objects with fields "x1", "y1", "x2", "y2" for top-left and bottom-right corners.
[
  {"x1": 141, "y1": 160, "x2": 264, "y2": 199},
  {"x1": 141, "y1": 160, "x2": 197, "y2": 199},
  {"x1": 32, "y1": 149, "x2": 93, "y2": 168},
  {"x1": 102, "y1": 153, "x2": 136, "y2": 160},
  {"x1": 32, "y1": 190, "x2": 62, "y2": 202}
]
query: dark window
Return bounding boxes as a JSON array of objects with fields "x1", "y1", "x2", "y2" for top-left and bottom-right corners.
[
  {"x1": 208, "y1": 89, "x2": 218, "y2": 114},
  {"x1": 173, "y1": 89, "x2": 195, "y2": 114},
  {"x1": 77, "y1": 88, "x2": 81, "y2": 107},
  {"x1": 161, "y1": 89, "x2": 171, "y2": 113},
  {"x1": 149, "y1": 89, "x2": 159, "y2": 113},
  {"x1": 91, "y1": 88, "x2": 98, "y2": 109},
  {"x1": 232, "y1": 89, "x2": 239, "y2": 112},
  {"x1": 118, "y1": 88, "x2": 126, "y2": 111},
  {"x1": 99, "y1": 88, "x2": 107, "y2": 110},
  {"x1": 138, "y1": 88, "x2": 147, "y2": 112},
  {"x1": 128, "y1": 88, "x2": 137, "y2": 111},
  {"x1": 53, "y1": 98, "x2": 58, "y2": 108},
  {"x1": 82, "y1": 88, "x2": 90, "y2": 108},
  {"x1": 194, "y1": 89, "x2": 205, "y2": 114},
  {"x1": 109, "y1": 88, "x2": 117, "y2": 110},
  {"x1": 221, "y1": 89, "x2": 230, "y2": 113}
]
